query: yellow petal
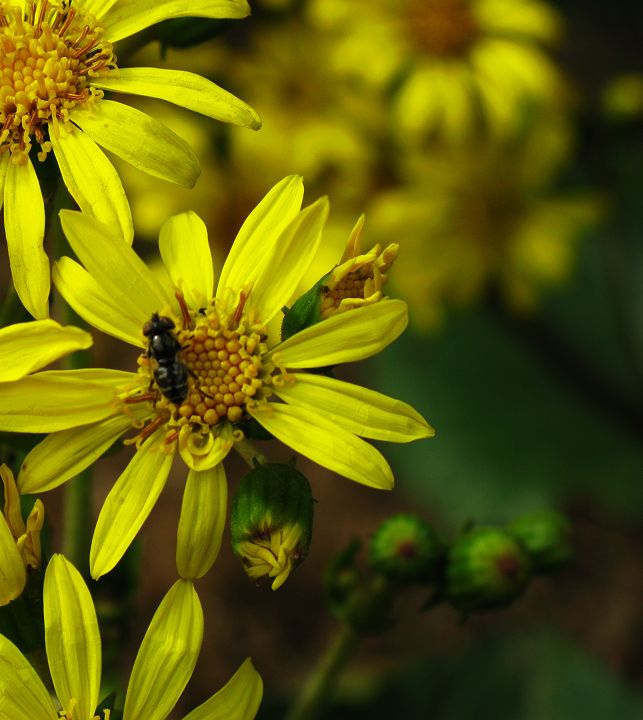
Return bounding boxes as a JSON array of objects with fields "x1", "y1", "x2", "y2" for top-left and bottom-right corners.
[
  {"x1": 0, "y1": 152, "x2": 8, "y2": 210},
  {"x1": 176, "y1": 465, "x2": 227, "y2": 580},
  {"x1": 81, "y1": 0, "x2": 119, "y2": 18},
  {"x1": 274, "y1": 373, "x2": 435, "y2": 442},
  {"x1": 217, "y1": 176, "x2": 304, "y2": 302},
  {"x1": 53, "y1": 257, "x2": 147, "y2": 348},
  {"x1": 90, "y1": 427, "x2": 175, "y2": 579},
  {"x1": 93, "y1": 68, "x2": 261, "y2": 130},
  {"x1": 0, "y1": 374, "x2": 117, "y2": 433},
  {"x1": 4, "y1": 157, "x2": 49, "y2": 319},
  {"x1": 18, "y1": 412, "x2": 139, "y2": 494},
  {"x1": 71, "y1": 101, "x2": 200, "y2": 188},
  {"x1": 271, "y1": 299, "x2": 408, "y2": 368},
  {"x1": 178, "y1": 425, "x2": 234, "y2": 472},
  {"x1": 59, "y1": 209, "x2": 171, "y2": 321},
  {"x1": 159, "y1": 211, "x2": 213, "y2": 311},
  {"x1": 51, "y1": 124, "x2": 133, "y2": 244},
  {"x1": 182, "y1": 658, "x2": 263, "y2": 720},
  {"x1": 248, "y1": 197, "x2": 329, "y2": 325},
  {"x1": 0, "y1": 634, "x2": 58, "y2": 720},
  {"x1": 124, "y1": 579, "x2": 203, "y2": 720},
  {"x1": 0, "y1": 319, "x2": 92, "y2": 383},
  {"x1": 44, "y1": 555, "x2": 101, "y2": 720},
  {"x1": 0, "y1": 514, "x2": 26, "y2": 606},
  {"x1": 102, "y1": 0, "x2": 250, "y2": 43},
  {"x1": 249, "y1": 402, "x2": 394, "y2": 489}
]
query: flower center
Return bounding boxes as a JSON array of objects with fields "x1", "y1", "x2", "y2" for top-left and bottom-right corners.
[
  {"x1": 0, "y1": 0, "x2": 115, "y2": 163},
  {"x1": 137, "y1": 301, "x2": 273, "y2": 440},
  {"x1": 406, "y1": 0, "x2": 479, "y2": 58}
]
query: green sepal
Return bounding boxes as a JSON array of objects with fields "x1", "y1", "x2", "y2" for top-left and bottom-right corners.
[
  {"x1": 446, "y1": 527, "x2": 532, "y2": 613},
  {"x1": 281, "y1": 272, "x2": 331, "y2": 341},
  {"x1": 507, "y1": 510, "x2": 572, "y2": 573},
  {"x1": 230, "y1": 462, "x2": 314, "y2": 560}
]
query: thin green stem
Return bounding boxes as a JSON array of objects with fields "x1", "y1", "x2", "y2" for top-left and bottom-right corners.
[
  {"x1": 285, "y1": 623, "x2": 359, "y2": 720},
  {"x1": 234, "y1": 436, "x2": 268, "y2": 468}
]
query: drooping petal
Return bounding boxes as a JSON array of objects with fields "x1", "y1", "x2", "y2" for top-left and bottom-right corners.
[
  {"x1": 70, "y1": 101, "x2": 200, "y2": 187},
  {"x1": 270, "y1": 299, "x2": 408, "y2": 368},
  {"x1": 0, "y1": 320, "x2": 92, "y2": 383},
  {"x1": 274, "y1": 373, "x2": 435, "y2": 442},
  {"x1": 217, "y1": 176, "x2": 304, "y2": 303},
  {"x1": 4, "y1": 158, "x2": 48, "y2": 319},
  {"x1": 247, "y1": 197, "x2": 329, "y2": 325},
  {"x1": 0, "y1": 514, "x2": 26, "y2": 606},
  {"x1": 0, "y1": 374, "x2": 117, "y2": 433},
  {"x1": 159, "y1": 212, "x2": 214, "y2": 311},
  {"x1": 123, "y1": 580, "x2": 203, "y2": 720},
  {"x1": 59, "y1": 209, "x2": 171, "y2": 320},
  {"x1": 89, "y1": 428, "x2": 175, "y2": 579},
  {"x1": 51, "y1": 125, "x2": 133, "y2": 244},
  {"x1": 44, "y1": 555, "x2": 101, "y2": 720},
  {"x1": 101, "y1": 0, "x2": 250, "y2": 43},
  {"x1": 249, "y1": 403, "x2": 394, "y2": 490},
  {"x1": 93, "y1": 68, "x2": 260, "y2": 130},
  {"x1": 176, "y1": 465, "x2": 227, "y2": 580},
  {"x1": 182, "y1": 658, "x2": 263, "y2": 720},
  {"x1": 0, "y1": 635, "x2": 58, "y2": 720},
  {"x1": 19, "y1": 411, "x2": 142, "y2": 494},
  {"x1": 54, "y1": 257, "x2": 147, "y2": 348}
]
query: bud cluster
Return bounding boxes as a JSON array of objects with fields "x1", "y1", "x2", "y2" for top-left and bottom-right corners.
[{"x1": 322, "y1": 510, "x2": 572, "y2": 633}]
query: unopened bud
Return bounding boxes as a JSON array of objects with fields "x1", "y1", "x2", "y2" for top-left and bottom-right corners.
[
  {"x1": 231, "y1": 463, "x2": 313, "y2": 590},
  {"x1": 446, "y1": 527, "x2": 531, "y2": 613},
  {"x1": 368, "y1": 514, "x2": 443, "y2": 584},
  {"x1": 507, "y1": 511, "x2": 572, "y2": 573}
]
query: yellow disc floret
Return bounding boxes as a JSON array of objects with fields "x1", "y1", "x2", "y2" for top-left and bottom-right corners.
[
  {"x1": 0, "y1": 0, "x2": 115, "y2": 163},
  {"x1": 406, "y1": 0, "x2": 479, "y2": 58},
  {"x1": 132, "y1": 296, "x2": 275, "y2": 452}
]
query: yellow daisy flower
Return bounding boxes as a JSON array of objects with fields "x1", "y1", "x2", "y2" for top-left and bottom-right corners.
[
  {"x1": 309, "y1": 0, "x2": 565, "y2": 145},
  {"x1": 367, "y1": 115, "x2": 601, "y2": 328},
  {"x1": 0, "y1": 464, "x2": 44, "y2": 606},
  {"x1": 0, "y1": 0, "x2": 260, "y2": 320},
  {"x1": 0, "y1": 176, "x2": 433, "y2": 580},
  {"x1": 0, "y1": 553, "x2": 263, "y2": 720}
]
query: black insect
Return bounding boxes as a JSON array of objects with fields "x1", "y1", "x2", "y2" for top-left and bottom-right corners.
[{"x1": 143, "y1": 313, "x2": 189, "y2": 405}]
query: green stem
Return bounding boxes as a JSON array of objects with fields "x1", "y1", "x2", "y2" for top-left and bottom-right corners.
[
  {"x1": 285, "y1": 623, "x2": 359, "y2": 720},
  {"x1": 234, "y1": 436, "x2": 267, "y2": 468}
]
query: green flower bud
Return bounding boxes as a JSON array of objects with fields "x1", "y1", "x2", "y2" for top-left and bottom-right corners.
[
  {"x1": 507, "y1": 511, "x2": 572, "y2": 573},
  {"x1": 446, "y1": 527, "x2": 531, "y2": 613},
  {"x1": 368, "y1": 514, "x2": 443, "y2": 584},
  {"x1": 230, "y1": 463, "x2": 313, "y2": 590}
]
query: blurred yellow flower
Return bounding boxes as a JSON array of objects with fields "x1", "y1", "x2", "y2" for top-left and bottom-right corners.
[
  {"x1": 0, "y1": 554, "x2": 263, "y2": 720},
  {"x1": 367, "y1": 115, "x2": 602, "y2": 328},
  {"x1": 309, "y1": 0, "x2": 566, "y2": 146},
  {"x1": 0, "y1": 0, "x2": 259, "y2": 319},
  {"x1": 0, "y1": 465, "x2": 43, "y2": 606},
  {"x1": 0, "y1": 177, "x2": 433, "y2": 580}
]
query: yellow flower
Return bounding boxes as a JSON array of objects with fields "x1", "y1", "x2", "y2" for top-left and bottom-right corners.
[
  {"x1": 367, "y1": 115, "x2": 602, "y2": 328},
  {"x1": 0, "y1": 465, "x2": 44, "y2": 605},
  {"x1": 0, "y1": 553, "x2": 263, "y2": 720},
  {"x1": 0, "y1": 176, "x2": 433, "y2": 580},
  {"x1": 309, "y1": 0, "x2": 565, "y2": 146},
  {"x1": 0, "y1": 0, "x2": 260, "y2": 320}
]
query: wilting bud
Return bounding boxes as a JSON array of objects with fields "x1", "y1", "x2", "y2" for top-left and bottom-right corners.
[
  {"x1": 231, "y1": 463, "x2": 314, "y2": 590},
  {"x1": 507, "y1": 511, "x2": 572, "y2": 573},
  {"x1": 282, "y1": 215, "x2": 399, "y2": 340},
  {"x1": 446, "y1": 527, "x2": 531, "y2": 613},
  {"x1": 0, "y1": 465, "x2": 44, "y2": 605},
  {"x1": 368, "y1": 514, "x2": 444, "y2": 584}
]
